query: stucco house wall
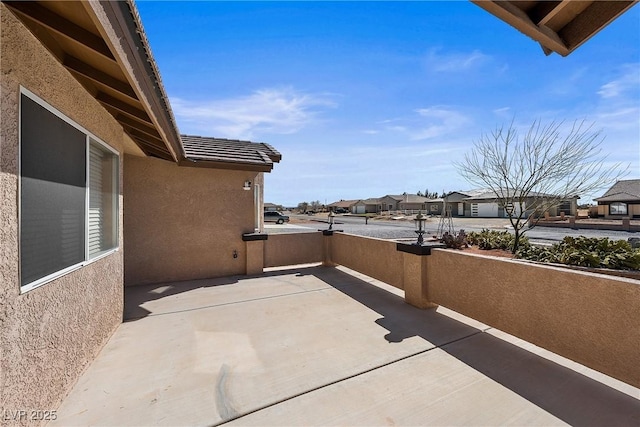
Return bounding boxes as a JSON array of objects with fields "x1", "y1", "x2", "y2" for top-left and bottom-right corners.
[
  {"x1": 123, "y1": 154, "x2": 260, "y2": 286},
  {"x1": 379, "y1": 195, "x2": 399, "y2": 211},
  {"x1": 598, "y1": 203, "x2": 640, "y2": 219},
  {"x1": 1, "y1": 4, "x2": 124, "y2": 416}
]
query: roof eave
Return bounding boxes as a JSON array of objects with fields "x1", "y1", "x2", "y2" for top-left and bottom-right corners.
[
  {"x1": 83, "y1": 0, "x2": 184, "y2": 161},
  {"x1": 178, "y1": 157, "x2": 274, "y2": 172},
  {"x1": 472, "y1": 0, "x2": 639, "y2": 57}
]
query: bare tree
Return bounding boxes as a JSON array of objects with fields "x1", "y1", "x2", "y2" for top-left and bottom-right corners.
[
  {"x1": 297, "y1": 201, "x2": 309, "y2": 213},
  {"x1": 310, "y1": 200, "x2": 323, "y2": 212},
  {"x1": 456, "y1": 119, "x2": 627, "y2": 252}
]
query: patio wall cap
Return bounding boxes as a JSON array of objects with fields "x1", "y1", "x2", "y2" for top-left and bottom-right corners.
[
  {"x1": 396, "y1": 242, "x2": 446, "y2": 255},
  {"x1": 242, "y1": 233, "x2": 269, "y2": 241}
]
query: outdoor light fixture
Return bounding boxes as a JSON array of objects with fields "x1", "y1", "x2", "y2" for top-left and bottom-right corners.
[
  {"x1": 328, "y1": 211, "x2": 335, "y2": 230},
  {"x1": 243, "y1": 180, "x2": 252, "y2": 191},
  {"x1": 505, "y1": 203, "x2": 514, "y2": 216},
  {"x1": 414, "y1": 211, "x2": 426, "y2": 245}
]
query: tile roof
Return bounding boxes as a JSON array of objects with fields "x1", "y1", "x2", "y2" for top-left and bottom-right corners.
[
  {"x1": 328, "y1": 200, "x2": 359, "y2": 208},
  {"x1": 595, "y1": 179, "x2": 640, "y2": 202},
  {"x1": 388, "y1": 194, "x2": 431, "y2": 203},
  {"x1": 180, "y1": 135, "x2": 282, "y2": 172},
  {"x1": 352, "y1": 198, "x2": 381, "y2": 205}
]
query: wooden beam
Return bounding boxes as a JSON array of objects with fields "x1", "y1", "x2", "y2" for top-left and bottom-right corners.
[
  {"x1": 471, "y1": 0, "x2": 570, "y2": 56},
  {"x1": 560, "y1": 1, "x2": 638, "y2": 50},
  {"x1": 534, "y1": 1, "x2": 592, "y2": 30},
  {"x1": 128, "y1": 134, "x2": 172, "y2": 160},
  {"x1": 125, "y1": 127, "x2": 168, "y2": 149},
  {"x1": 4, "y1": 1, "x2": 116, "y2": 62},
  {"x1": 115, "y1": 114, "x2": 163, "y2": 140},
  {"x1": 529, "y1": 1, "x2": 563, "y2": 25},
  {"x1": 63, "y1": 55, "x2": 138, "y2": 102},
  {"x1": 96, "y1": 92, "x2": 151, "y2": 124}
]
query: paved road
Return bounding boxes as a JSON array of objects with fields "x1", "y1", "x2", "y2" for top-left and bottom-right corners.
[{"x1": 268, "y1": 214, "x2": 638, "y2": 245}]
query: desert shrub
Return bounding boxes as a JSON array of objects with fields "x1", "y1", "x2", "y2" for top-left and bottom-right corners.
[
  {"x1": 516, "y1": 236, "x2": 640, "y2": 270},
  {"x1": 466, "y1": 229, "x2": 530, "y2": 251},
  {"x1": 441, "y1": 230, "x2": 468, "y2": 249}
]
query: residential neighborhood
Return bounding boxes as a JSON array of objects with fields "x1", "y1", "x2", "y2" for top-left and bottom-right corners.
[
  {"x1": 1, "y1": 1, "x2": 638, "y2": 426},
  {"x1": 324, "y1": 188, "x2": 579, "y2": 218}
]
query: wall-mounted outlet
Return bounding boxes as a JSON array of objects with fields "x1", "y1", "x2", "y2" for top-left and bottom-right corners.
[{"x1": 233, "y1": 250, "x2": 238, "y2": 259}]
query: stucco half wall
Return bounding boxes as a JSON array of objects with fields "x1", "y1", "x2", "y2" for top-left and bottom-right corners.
[
  {"x1": 264, "y1": 232, "x2": 323, "y2": 268},
  {"x1": 332, "y1": 233, "x2": 404, "y2": 290},
  {"x1": 427, "y1": 249, "x2": 640, "y2": 388},
  {"x1": 124, "y1": 154, "x2": 260, "y2": 286},
  {"x1": 1, "y1": 4, "x2": 124, "y2": 418}
]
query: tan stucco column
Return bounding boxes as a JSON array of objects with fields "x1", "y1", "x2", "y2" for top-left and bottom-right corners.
[
  {"x1": 322, "y1": 230, "x2": 337, "y2": 266},
  {"x1": 243, "y1": 233, "x2": 268, "y2": 275},
  {"x1": 397, "y1": 243, "x2": 444, "y2": 309}
]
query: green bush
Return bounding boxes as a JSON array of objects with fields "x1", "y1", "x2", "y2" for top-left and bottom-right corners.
[
  {"x1": 467, "y1": 229, "x2": 530, "y2": 251},
  {"x1": 516, "y1": 236, "x2": 640, "y2": 271}
]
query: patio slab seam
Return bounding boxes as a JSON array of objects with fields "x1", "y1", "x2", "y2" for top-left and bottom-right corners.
[
  {"x1": 212, "y1": 328, "x2": 487, "y2": 427},
  {"x1": 124, "y1": 284, "x2": 341, "y2": 322}
]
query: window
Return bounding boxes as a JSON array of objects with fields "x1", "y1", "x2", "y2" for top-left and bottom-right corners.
[
  {"x1": 20, "y1": 89, "x2": 119, "y2": 291},
  {"x1": 610, "y1": 202, "x2": 628, "y2": 215},
  {"x1": 559, "y1": 201, "x2": 571, "y2": 215}
]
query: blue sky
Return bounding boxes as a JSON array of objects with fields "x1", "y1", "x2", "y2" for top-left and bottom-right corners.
[{"x1": 136, "y1": 1, "x2": 640, "y2": 206}]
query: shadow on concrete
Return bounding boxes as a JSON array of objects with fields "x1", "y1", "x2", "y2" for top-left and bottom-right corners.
[
  {"x1": 123, "y1": 265, "x2": 639, "y2": 425},
  {"x1": 123, "y1": 266, "x2": 324, "y2": 322},
  {"x1": 124, "y1": 275, "x2": 240, "y2": 321},
  {"x1": 310, "y1": 266, "x2": 640, "y2": 427}
]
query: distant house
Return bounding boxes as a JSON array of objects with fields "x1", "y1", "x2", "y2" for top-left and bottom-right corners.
[
  {"x1": 425, "y1": 198, "x2": 444, "y2": 215},
  {"x1": 352, "y1": 198, "x2": 380, "y2": 214},
  {"x1": 594, "y1": 179, "x2": 640, "y2": 218},
  {"x1": 327, "y1": 199, "x2": 359, "y2": 212},
  {"x1": 444, "y1": 190, "x2": 486, "y2": 216},
  {"x1": 264, "y1": 203, "x2": 279, "y2": 212},
  {"x1": 352, "y1": 194, "x2": 431, "y2": 214},
  {"x1": 379, "y1": 195, "x2": 401, "y2": 211},
  {"x1": 445, "y1": 189, "x2": 578, "y2": 218},
  {"x1": 388, "y1": 194, "x2": 431, "y2": 212}
]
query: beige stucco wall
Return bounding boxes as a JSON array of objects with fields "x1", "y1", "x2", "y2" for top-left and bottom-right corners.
[
  {"x1": 123, "y1": 155, "x2": 259, "y2": 285},
  {"x1": 263, "y1": 232, "x2": 323, "y2": 268},
  {"x1": 427, "y1": 249, "x2": 640, "y2": 387},
  {"x1": 600, "y1": 202, "x2": 640, "y2": 218},
  {"x1": 332, "y1": 233, "x2": 404, "y2": 289},
  {"x1": 1, "y1": 5, "x2": 124, "y2": 422}
]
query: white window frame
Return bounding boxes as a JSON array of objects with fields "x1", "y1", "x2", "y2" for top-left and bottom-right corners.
[{"x1": 19, "y1": 87, "x2": 120, "y2": 293}]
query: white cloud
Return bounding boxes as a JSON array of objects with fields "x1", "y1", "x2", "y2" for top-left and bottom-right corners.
[
  {"x1": 372, "y1": 107, "x2": 472, "y2": 141},
  {"x1": 403, "y1": 107, "x2": 469, "y2": 140},
  {"x1": 492, "y1": 107, "x2": 511, "y2": 117},
  {"x1": 597, "y1": 65, "x2": 640, "y2": 99},
  {"x1": 171, "y1": 87, "x2": 336, "y2": 139},
  {"x1": 426, "y1": 48, "x2": 490, "y2": 72}
]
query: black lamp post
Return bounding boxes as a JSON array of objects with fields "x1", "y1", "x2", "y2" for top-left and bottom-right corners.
[{"x1": 414, "y1": 211, "x2": 426, "y2": 245}]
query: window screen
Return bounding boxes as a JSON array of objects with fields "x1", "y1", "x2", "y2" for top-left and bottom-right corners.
[
  {"x1": 20, "y1": 94, "x2": 86, "y2": 287},
  {"x1": 20, "y1": 91, "x2": 120, "y2": 290}
]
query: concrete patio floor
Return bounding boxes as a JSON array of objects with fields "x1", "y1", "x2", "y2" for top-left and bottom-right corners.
[{"x1": 51, "y1": 265, "x2": 640, "y2": 426}]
